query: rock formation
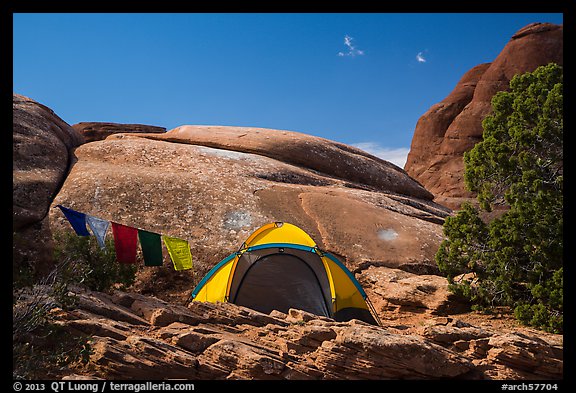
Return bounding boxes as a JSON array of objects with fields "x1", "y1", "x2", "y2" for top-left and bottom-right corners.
[
  {"x1": 49, "y1": 126, "x2": 450, "y2": 300},
  {"x1": 72, "y1": 122, "x2": 166, "y2": 143},
  {"x1": 141, "y1": 125, "x2": 433, "y2": 200},
  {"x1": 37, "y1": 285, "x2": 561, "y2": 380},
  {"x1": 13, "y1": 94, "x2": 84, "y2": 230},
  {"x1": 13, "y1": 94, "x2": 84, "y2": 274},
  {"x1": 405, "y1": 23, "x2": 563, "y2": 209}
]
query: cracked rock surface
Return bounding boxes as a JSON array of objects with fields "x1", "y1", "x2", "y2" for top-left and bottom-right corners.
[
  {"x1": 51, "y1": 287, "x2": 562, "y2": 380},
  {"x1": 13, "y1": 91, "x2": 562, "y2": 380},
  {"x1": 50, "y1": 125, "x2": 450, "y2": 294}
]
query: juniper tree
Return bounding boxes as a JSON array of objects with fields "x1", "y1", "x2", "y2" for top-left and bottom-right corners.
[{"x1": 436, "y1": 63, "x2": 563, "y2": 332}]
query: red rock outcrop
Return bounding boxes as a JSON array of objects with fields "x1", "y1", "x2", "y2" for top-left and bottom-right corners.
[
  {"x1": 405, "y1": 23, "x2": 563, "y2": 209},
  {"x1": 138, "y1": 125, "x2": 434, "y2": 200},
  {"x1": 13, "y1": 94, "x2": 84, "y2": 229},
  {"x1": 72, "y1": 122, "x2": 166, "y2": 143},
  {"x1": 50, "y1": 131, "x2": 450, "y2": 299},
  {"x1": 29, "y1": 286, "x2": 561, "y2": 380},
  {"x1": 13, "y1": 94, "x2": 84, "y2": 274}
]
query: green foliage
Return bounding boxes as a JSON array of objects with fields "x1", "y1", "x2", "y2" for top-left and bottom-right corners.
[
  {"x1": 13, "y1": 230, "x2": 138, "y2": 378},
  {"x1": 53, "y1": 230, "x2": 137, "y2": 292},
  {"x1": 436, "y1": 63, "x2": 563, "y2": 333},
  {"x1": 13, "y1": 320, "x2": 93, "y2": 379}
]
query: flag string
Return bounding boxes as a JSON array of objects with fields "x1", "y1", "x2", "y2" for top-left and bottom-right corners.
[{"x1": 54, "y1": 205, "x2": 193, "y2": 271}]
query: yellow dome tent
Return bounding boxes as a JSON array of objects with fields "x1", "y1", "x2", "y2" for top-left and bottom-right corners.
[{"x1": 191, "y1": 222, "x2": 380, "y2": 325}]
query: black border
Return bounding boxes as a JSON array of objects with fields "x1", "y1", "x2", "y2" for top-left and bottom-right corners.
[{"x1": 8, "y1": 0, "x2": 573, "y2": 389}]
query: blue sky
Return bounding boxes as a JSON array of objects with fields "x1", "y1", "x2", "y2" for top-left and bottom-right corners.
[{"x1": 13, "y1": 13, "x2": 563, "y2": 167}]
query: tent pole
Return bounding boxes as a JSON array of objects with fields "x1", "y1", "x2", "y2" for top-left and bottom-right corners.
[{"x1": 365, "y1": 296, "x2": 383, "y2": 327}]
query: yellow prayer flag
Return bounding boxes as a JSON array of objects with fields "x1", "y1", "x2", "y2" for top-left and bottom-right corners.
[{"x1": 162, "y1": 235, "x2": 193, "y2": 271}]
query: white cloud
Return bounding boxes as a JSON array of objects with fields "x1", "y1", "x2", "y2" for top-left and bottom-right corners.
[
  {"x1": 416, "y1": 51, "x2": 427, "y2": 63},
  {"x1": 338, "y1": 34, "x2": 364, "y2": 57},
  {"x1": 352, "y1": 142, "x2": 410, "y2": 168}
]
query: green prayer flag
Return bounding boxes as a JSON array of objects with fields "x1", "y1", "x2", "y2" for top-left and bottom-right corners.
[
  {"x1": 138, "y1": 230, "x2": 163, "y2": 266},
  {"x1": 162, "y1": 235, "x2": 193, "y2": 271}
]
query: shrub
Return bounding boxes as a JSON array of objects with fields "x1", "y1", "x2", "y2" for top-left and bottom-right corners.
[
  {"x1": 436, "y1": 63, "x2": 563, "y2": 333},
  {"x1": 13, "y1": 230, "x2": 139, "y2": 378},
  {"x1": 52, "y1": 230, "x2": 137, "y2": 292}
]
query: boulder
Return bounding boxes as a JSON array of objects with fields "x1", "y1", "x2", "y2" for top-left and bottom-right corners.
[
  {"x1": 13, "y1": 93, "x2": 84, "y2": 275},
  {"x1": 405, "y1": 23, "x2": 563, "y2": 209},
  {"x1": 50, "y1": 130, "x2": 450, "y2": 299},
  {"x1": 132, "y1": 125, "x2": 434, "y2": 200},
  {"x1": 72, "y1": 122, "x2": 166, "y2": 143},
  {"x1": 13, "y1": 94, "x2": 84, "y2": 230},
  {"x1": 358, "y1": 265, "x2": 470, "y2": 316}
]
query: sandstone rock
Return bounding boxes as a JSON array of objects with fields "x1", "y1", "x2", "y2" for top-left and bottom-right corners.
[
  {"x1": 72, "y1": 122, "x2": 166, "y2": 143},
  {"x1": 131, "y1": 125, "x2": 433, "y2": 200},
  {"x1": 50, "y1": 134, "x2": 449, "y2": 296},
  {"x1": 73, "y1": 288, "x2": 149, "y2": 326},
  {"x1": 278, "y1": 324, "x2": 337, "y2": 355},
  {"x1": 64, "y1": 318, "x2": 131, "y2": 341},
  {"x1": 469, "y1": 337, "x2": 492, "y2": 359},
  {"x1": 486, "y1": 333, "x2": 563, "y2": 379},
  {"x1": 405, "y1": 63, "x2": 490, "y2": 208},
  {"x1": 286, "y1": 308, "x2": 331, "y2": 324},
  {"x1": 13, "y1": 94, "x2": 84, "y2": 229},
  {"x1": 13, "y1": 93, "x2": 84, "y2": 274},
  {"x1": 418, "y1": 324, "x2": 492, "y2": 347},
  {"x1": 42, "y1": 286, "x2": 563, "y2": 380},
  {"x1": 172, "y1": 329, "x2": 221, "y2": 354},
  {"x1": 405, "y1": 23, "x2": 563, "y2": 209},
  {"x1": 61, "y1": 374, "x2": 104, "y2": 380},
  {"x1": 88, "y1": 335, "x2": 221, "y2": 379},
  {"x1": 201, "y1": 339, "x2": 289, "y2": 380},
  {"x1": 311, "y1": 322, "x2": 472, "y2": 379},
  {"x1": 358, "y1": 265, "x2": 469, "y2": 316},
  {"x1": 131, "y1": 298, "x2": 196, "y2": 327}
]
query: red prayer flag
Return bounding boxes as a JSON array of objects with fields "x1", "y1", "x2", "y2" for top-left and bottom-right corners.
[{"x1": 111, "y1": 222, "x2": 138, "y2": 264}]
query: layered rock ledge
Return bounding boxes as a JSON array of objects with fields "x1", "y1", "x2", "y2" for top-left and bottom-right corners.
[{"x1": 46, "y1": 286, "x2": 562, "y2": 380}]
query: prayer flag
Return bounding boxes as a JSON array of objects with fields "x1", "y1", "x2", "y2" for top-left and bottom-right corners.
[
  {"x1": 138, "y1": 229, "x2": 163, "y2": 266},
  {"x1": 56, "y1": 205, "x2": 90, "y2": 236},
  {"x1": 111, "y1": 222, "x2": 138, "y2": 264},
  {"x1": 162, "y1": 236, "x2": 193, "y2": 271},
  {"x1": 86, "y1": 214, "x2": 110, "y2": 249}
]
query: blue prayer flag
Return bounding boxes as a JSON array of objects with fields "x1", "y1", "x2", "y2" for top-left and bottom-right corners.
[{"x1": 56, "y1": 205, "x2": 90, "y2": 236}]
